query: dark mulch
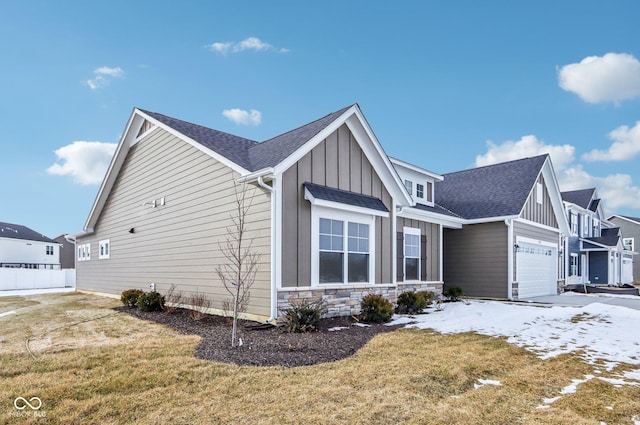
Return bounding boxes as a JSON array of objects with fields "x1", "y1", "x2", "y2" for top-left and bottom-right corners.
[{"x1": 116, "y1": 307, "x2": 402, "y2": 367}]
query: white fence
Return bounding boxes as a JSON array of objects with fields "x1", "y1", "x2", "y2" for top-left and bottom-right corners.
[{"x1": 0, "y1": 268, "x2": 75, "y2": 291}]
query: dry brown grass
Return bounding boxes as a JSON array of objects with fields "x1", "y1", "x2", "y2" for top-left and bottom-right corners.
[{"x1": 1, "y1": 293, "x2": 640, "y2": 424}]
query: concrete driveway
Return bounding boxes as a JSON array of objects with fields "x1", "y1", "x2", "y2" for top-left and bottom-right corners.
[{"x1": 521, "y1": 292, "x2": 640, "y2": 311}]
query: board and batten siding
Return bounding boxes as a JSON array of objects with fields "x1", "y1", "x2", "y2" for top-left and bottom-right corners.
[
  {"x1": 520, "y1": 174, "x2": 558, "y2": 228},
  {"x1": 76, "y1": 127, "x2": 272, "y2": 318},
  {"x1": 443, "y1": 222, "x2": 508, "y2": 298},
  {"x1": 396, "y1": 218, "x2": 440, "y2": 282},
  {"x1": 281, "y1": 124, "x2": 394, "y2": 287},
  {"x1": 512, "y1": 220, "x2": 560, "y2": 282}
]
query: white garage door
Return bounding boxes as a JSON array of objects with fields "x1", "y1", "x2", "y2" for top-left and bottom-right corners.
[{"x1": 516, "y1": 242, "x2": 557, "y2": 298}]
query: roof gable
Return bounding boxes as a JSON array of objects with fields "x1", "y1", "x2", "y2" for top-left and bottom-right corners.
[
  {"x1": 0, "y1": 221, "x2": 56, "y2": 244},
  {"x1": 561, "y1": 188, "x2": 596, "y2": 209},
  {"x1": 435, "y1": 155, "x2": 548, "y2": 220}
]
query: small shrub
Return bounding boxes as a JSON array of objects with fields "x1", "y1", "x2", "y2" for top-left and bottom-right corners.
[
  {"x1": 360, "y1": 293, "x2": 394, "y2": 323},
  {"x1": 444, "y1": 286, "x2": 464, "y2": 302},
  {"x1": 137, "y1": 291, "x2": 165, "y2": 312},
  {"x1": 188, "y1": 293, "x2": 211, "y2": 321},
  {"x1": 164, "y1": 284, "x2": 183, "y2": 314},
  {"x1": 280, "y1": 299, "x2": 324, "y2": 333},
  {"x1": 396, "y1": 291, "x2": 434, "y2": 314},
  {"x1": 120, "y1": 289, "x2": 144, "y2": 307}
]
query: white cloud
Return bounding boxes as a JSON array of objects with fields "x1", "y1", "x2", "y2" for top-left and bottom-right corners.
[
  {"x1": 558, "y1": 53, "x2": 640, "y2": 104},
  {"x1": 582, "y1": 121, "x2": 640, "y2": 161},
  {"x1": 207, "y1": 37, "x2": 289, "y2": 55},
  {"x1": 475, "y1": 135, "x2": 575, "y2": 171},
  {"x1": 222, "y1": 108, "x2": 262, "y2": 126},
  {"x1": 47, "y1": 141, "x2": 117, "y2": 185},
  {"x1": 558, "y1": 165, "x2": 640, "y2": 210},
  {"x1": 86, "y1": 66, "x2": 124, "y2": 90}
]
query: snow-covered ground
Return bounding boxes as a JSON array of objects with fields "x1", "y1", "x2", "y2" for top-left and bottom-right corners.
[{"x1": 388, "y1": 293, "x2": 640, "y2": 414}]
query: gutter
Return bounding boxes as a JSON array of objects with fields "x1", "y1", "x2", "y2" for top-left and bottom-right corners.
[
  {"x1": 505, "y1": 218, "x2": 514, "y2": 300},
  {"x1": 256, "y1": 175, "x2": 278, "y2": 323}
]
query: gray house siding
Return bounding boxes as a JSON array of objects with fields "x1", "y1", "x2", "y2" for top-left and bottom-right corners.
[
  {"x1": 76, "y1": 127, "x2": 272, "y2": 318},
  {"x1": 280, "y1": 124, "x2": 393, "y2": 288},
  {"x1": 396, "y1": 218, "x2": 440, "y2": 282},
  {"x1": 609, "y1": 217, "x2": 639, "y2": 281},
  {"x1": 443, "y1": 222, "x2": 508, "y2": 298},
  {"x1": 521, "y1": 174, "x2": 558, "y2": 228},
  {"x1": 54, "y1": 235, "x2": 75, "y2": 269}
]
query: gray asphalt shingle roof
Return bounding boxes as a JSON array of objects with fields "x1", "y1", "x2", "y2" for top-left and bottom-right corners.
[
  {"x1": 584, "y1": 227, "x2": 620, "y2": 247},
  {"x1": 561, "y1": 188, "x2": 596, "y2": 209},
  {"x1": 141, "y1": 105, "x2": 353, "y2": 172},
  {"x1": 0, "y1": 221, "x2": 56, "y2": 244},
  {"x1": 413, "y1": 203, "x2": 462, "y2": 218},
  {"x1": 303, "y1": 182, "x2": 389, "y2": 212},
  {"x1": 434, "y1": 154, "x2": 548, "y2": 220}
]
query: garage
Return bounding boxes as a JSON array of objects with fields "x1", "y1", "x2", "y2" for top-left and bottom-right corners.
[{"x1": 516, "y1": 240, "x2": 558, "y2": 298}]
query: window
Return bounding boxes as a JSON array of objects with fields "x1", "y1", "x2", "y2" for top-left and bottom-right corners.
[
  {"x1": 570, "y1": 254, "x2": 578, "y2": 276},
  {"x1": 45, "y1": 245, "x2": 54, "y2": 255},
  {"x1": 582, "y1": 215, "x2": 590, "y2": 237},
  {"x1": 416, "y1": 183, "x2": 424, "y2": 199},
  {"x1": 317, "y1": 215, "x2": 372, "y2": 284},
  {"x1": 77, "y1": 243, "x2": 91, "y2": 261},
  {"x1": 99, "y1": 239, "x2": 110, "y2": 259},
  {"x1": 570, "y1": 213, "x2": 578, "y2": 235},
  {"x1": 404, "y1": 180, "x2": 413, "y2": 195},
  {"x1": 404, "y1": 227, "x2": 420, "y2": 281},
  {"x1": 536, "y1": 183, "x2": 543, "y2": 204},
  {"x1": 624, "y1": 238, "x2": 634, "y2": 251},
  {"x1": 592, "y1": 218, "x2": 600, "y2": 237}
]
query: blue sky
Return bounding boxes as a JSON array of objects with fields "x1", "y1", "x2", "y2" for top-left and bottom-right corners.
[{"x1": 2, "y1": 1, "x2": 640, "y2": 238}]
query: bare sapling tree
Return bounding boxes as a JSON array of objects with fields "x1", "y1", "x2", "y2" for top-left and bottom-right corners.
[{"x1": 215, "y1": 179, "x2": 261, "y2": 348}]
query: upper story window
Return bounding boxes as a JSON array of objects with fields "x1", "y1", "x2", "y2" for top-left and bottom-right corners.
[
  {"x1": 45, "y1": 245, "x2": 54, "y2": 255},
  {"x1": 404, "y1": 180, "x2": 413, "y2": 195},
  {"x1": 624, "y1": 238, "x2": 634, "y2": 251},
  {"x1": 592, "y1": 218, "x2": 600, "y2": 237},
  {"x1": 582, "y1": 215, "x2": 590, "y2": 237},
  {"x1": 416, "y1": 183, "x2": 424, "y2": 199},
  {"x1": 427, "y1": 182, "x2": 433, "y2": 203},
  {"x1": 570, "y1": 213, "x2": 578, "y2": 235},
  {"x1": 403, "y1": 227, "x2": 421, "y2": 281},
  {"x1": 77, "y1": 243, "x2": 91, "y2": 261}
]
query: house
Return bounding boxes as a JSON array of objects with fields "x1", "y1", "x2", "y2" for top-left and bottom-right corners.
[
  {"x1": 606, "y1": 214, "x2": 639, "y2": 283},
  {"x1": 53, "y1": 234, "x2": 76, "y2": 269},
  {"x1": 0, "y1": 221, "x2": 60, "y2": 270},
  {"x1": 75, "y1": 104, "x2": 462, "y2": 321},
  {"x1": 562, "y1": 189, "x2": 632, "y2": 286},
  {"x1": 435, "y1": 154, "x2": 570, "y2": 300}
]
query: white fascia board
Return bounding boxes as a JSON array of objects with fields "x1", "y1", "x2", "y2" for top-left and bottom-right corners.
[
  {"x1": 463, "y1": 215, "x2": 520, "y2": 225},
  {"x1": 273, "y1": 105, "x2": 358, "y2": 175},
  {"x1": 514, "y1": 218, "x2": 561, "y2": 234},
  {"x1": 609, "y1": 214, "x2": 640, "y2": 226},
  {"x1": 345, "y1": 109, "x2": 413, "y2": 206},
  {"x1": 389, "y1": 157, "x2": 444, "y2": 181},
  {"x1": 304, "y1": 187, "x2": 389, "y2": 218},
  {"x1": 83, "y1": 109, "x2": 143, "y2": 232},
  {"x1": 137, "y1": 109, "x2": 251, "y2": 176},
  {"x1": 236, "y1": 167, "x2": 274, "y2": 183},
  {"x1": 398, "y1": 208, "x2": 463, "y2": 229}
]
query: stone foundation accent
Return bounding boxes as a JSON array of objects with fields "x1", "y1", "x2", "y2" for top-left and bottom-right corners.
[{"x1": 278, "y1": 282, "x2": 444, "y2": 318}]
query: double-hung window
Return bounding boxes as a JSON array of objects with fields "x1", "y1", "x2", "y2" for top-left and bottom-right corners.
[
  {"x1": 46, "y1": 245, "x2": 54, "y2": 255},
  {"x1": 99, "y1": 239, "x2": 110, "y2": 259},
  {"x1": 570, "y1": 254, "x2": 578, "y2": 276},
  {"x1": 318, "y1": 217, "x2": 371, "y2": 283},
  {"x1": 404, "y1": 227, "x2": 420, "y2": 281},
  {"x1": 416, "y1": 183, "x2": 424, "y2": 199},
  {"x1": 404, "y1": 180, "x2": 413, "y2": 195},
  {"x1": 570, "y1": 213, "x2": 578, "y2": 235},
  {"x1": 624, "y1": 238, "x2": 634, "y2": 251}
]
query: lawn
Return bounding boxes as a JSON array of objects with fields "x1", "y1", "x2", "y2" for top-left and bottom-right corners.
[{"x1": 1, "y1": 292, "x2": 640, "y2": 424}]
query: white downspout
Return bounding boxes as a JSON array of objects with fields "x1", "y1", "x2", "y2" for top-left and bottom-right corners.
[
  {"x1": 257, "y1": 176, "x2": 277, "y2": 323},
  {"x1": 505, "y1": 218, "x2": 514, "y2": 300}
]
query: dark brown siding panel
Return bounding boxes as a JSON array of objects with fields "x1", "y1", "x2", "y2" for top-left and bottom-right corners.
[
  {"x1": 396, "y1": 231, "x2": 404, "y2": 282},
  {"x1": 325, "y1": 132, "x2": 338, "y2": 188},
  {"x1": 521, "y1": 175, "x2": 558, "y2": 228},
  {"x1": 350, "y1": 137, "x2": 362, "y2": 193},
  {"x1": 311, "y1": 141, "x2": 325, "y2": 185},
  {"x1": 337, "y1": 125, "x2": 350, "y2": 191},
  {"x1": 297, "y1": 153, "x2": 312, "y2": 286},
  {"x1": 281, "y1": 166, "x2": 299, "y2": 287},
  {"x1": 443, "y1": 222, "x2": 508, "y2": 298},
  {"x1": 420, "y1": 235, "x2": 427, "y2": 281}
]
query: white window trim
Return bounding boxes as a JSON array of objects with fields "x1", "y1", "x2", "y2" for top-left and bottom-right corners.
[
  {"x1": 624, "y1": 237, "x2": 634, "y2": 252},
  {"x1": 416, "y1": 183, "x2": 424, "y2": 199},
  {"x1": 404, "y1": 179, "x2": 413, "y2": 195},
  {"x1": 570, "y1": 213, "x2": 578, "y2": 235},
  {"x1": 536, "y1": 182, "x2": 543, "y2": 205},
  {"x1": 99, "y1": 239, "x2": 110, "y2": 259},
  {"x1": 77, "y1": 243, "x2": 91, "y2": 261},
  {"x1": 570, "y1": 253, "x2": 578, "y2": 276},
  {"x1": 403, "y1": 226, "x2": 421, "y2": 281},
  {"x1": 582, "y1": 215, "x2": 590, "y2": 237},
  {"x1": 311, "y1": 205, "x2": 376, "y2": 286}
]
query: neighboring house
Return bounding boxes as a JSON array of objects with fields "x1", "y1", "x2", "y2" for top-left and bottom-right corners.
[
  {"x1": 75, "y1": 104, "x2": 461, "y2": 321},
  {"x1": 53, "y1": 234, "x2": 76, "y2": 269},
  {"x1": 606, "y1": 214, "x2": 640, "y2": 283},
  {"x1": 435, "y1": 154, "x2": 570, "y2": 300},
  {"x1": 561, "y1": 189, "x2": 632, "y2": 286},
  {"x1": 0, "y1": 221, "x2": 60, "y2": 269}
]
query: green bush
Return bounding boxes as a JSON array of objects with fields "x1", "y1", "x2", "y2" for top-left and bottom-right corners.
[
  {"x1": 137, "y1": 291, "x2": 165, "y2": 312},
  {"x1": 396, "y1": 291, "x2": 434, "y2": 314},
  {"x1": 359, "y1": 293, "x2": 394, "y2": 323},
  {"x1": 280, "y1": 299, "x2": 324, "y2": 333},
  {"x1": 120, "y1": 289, "x2": 144, "y2": 307},
  {"x1": 444, "y1": 286, "x2": 464, "y2": 302}
]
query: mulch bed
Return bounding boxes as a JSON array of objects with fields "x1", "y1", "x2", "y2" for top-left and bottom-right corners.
[{"x1": 117, "y1": 307, "x2": 402, "y2": 367}]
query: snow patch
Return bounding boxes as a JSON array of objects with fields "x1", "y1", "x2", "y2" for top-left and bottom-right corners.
[
  {"x1": 474, "y1": 379, "x2": 502, "y2": 389},
  {"x1": 0, "y1": 311, "x2": 16, "y2": 318},
  {"x1": 328, "y1": 326, "x2": 349, "y2": 332}
]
